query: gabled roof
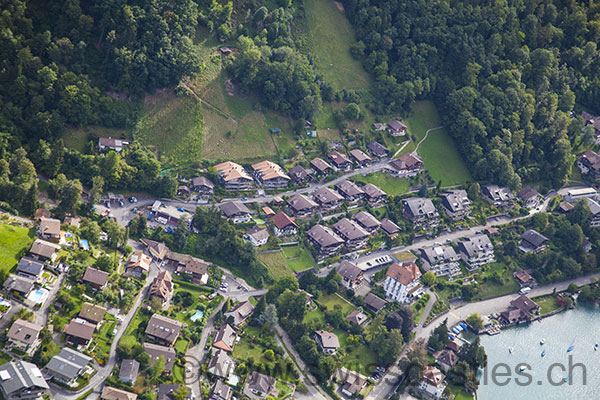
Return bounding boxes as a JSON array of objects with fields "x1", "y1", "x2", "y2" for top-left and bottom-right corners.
[
  {"x1": 46, "y1": 348, "x2": 92, "y2": 380},
  {"x1": 29, "y1": 238, "x2": 60, "y2": 258},
  {"x1": 328, "y1": 150, "x2": 351, "y2": 166},
  {"x1": 245, "y1": 226, "x2": 269, "y2": 242},
  {"x1": 436, "y1": 349, "x2": 458, "y2": 368},
  {"x1": 40, "y1": 217, "x2": 60, "y2": 236},
  {"x1": 101, "y1": 386, "x2": 137, "y2": 400},
  {"x1": 362, "y1": 183, "x2": 386, "y2": 199},
  {"x1": 119, "y1": 359, "x2": 140, "y2": 382},
  {"x1": 82, "y1": 267, "x2": 109, "y2": 287},
  {"x1": 349, "y1": 149, "x2": 372, "y2": 163},
  {"x1": 510, "y1": 295, "x2": 539, "y2": 313},
  {"x1": 313, "y1": 187, "x2": 344, "y2": 204},
  {"x1": 149, "y1": 271, "x2": 173, "y2": 301},
  {"x1": 346, "y1": 310, "x2": 367, "y2": 325},
  {"x1": 366, "y1": 141, "x2": 389, "y2": 156},
  {"x1": 335, "y1": 180, "x2": 364, "y2": 197},
  {"x1": 141, "y1": 239, "x2": 170, "y2": 260},
  {"x1": 219, "y1": 201, "x2": 251, "y2": 217},
  {"x1": 7, "y1": 319, "x2": 42, "y2": 345},
  {"x1": 127, "y1": 251, "x2": 151, "y2": 273},
  {"x1": 214, "y1": 161, "x2": 253, "y2": 182},
  {"x1": 521, "y1": 229, "x2": 548, "y2": 248},
  {"x1": 213, "y1": 324, "x2": 236, "y2": 352},
  {"x1": 211, "y1": 381, "x2": 233, "y2": 400},
  {"x1": 353, "y1": 211, "x2": 380, "y2": 230},
  {"x1": 252, "y1": 160, "x2": 290, "y2": 181},
  {"x1": 145, "y1": 314, "x2": 183, "y2": 342},
  {"x1": 289, "y1": 165, "x2": 312, "y2": 181},
  {"x1": 386, "y1": 262, "x2": 422, "y2": 286},
  {"x1": 336, "y1": 260, "x2": 363, "y2": 281},
  {"x1": 207, "y1": 350, "x2": 235, "y2": 378},
  {"x1": 307, "y1": 225, "x2": 344, "y2": 247},
  {"x1": 380, "y1": 218, "x2": 400, "y2": 235},
  {"x1": 390, "y1": 153, "x2": 422, "y2": 170},
  {"x1": 79, "y1": 302, "x2": 106, "y2": 324},
  {"x1": 3, "y1": 275, "x2": 34, "y2": 294},
  {"x1": 246, "y1": 371, "x2": 275, "y2": 394},
  {"x1": 364, "y1": 293, "x2": 387, "y2": 311},
  {"x1": 0, "y1": 361, "x2": 49, "y2": 395},
  {"x1": 272, "y1": 212, "x2": 296, "y2": 230},
  {"x1": 310, "y1": 157, "x2": 333, "y2": 173},
  {"x1": 224, "y1": 301, "x2": 254, "y2": 327},
  {"x1": 333, "y1": 218, "x2": 369, "y2": 241},
  {"x1": 191, "y1": 176, "x2": 214, "y2": 188},
  {"x1": 143, "y1": 343, "x2": 176, "y2": 372},
  {"x1": 34, "y1": 209, "x2": 51, "y2": 220},
  {"x1": 516, "y1": 186, "x2": 540, "y2": 201},
  {"x1": 16, "y1": 257, "x2": 44, "y2": 277},
  {"x1": 458, "y1": 234, "x2": 493, "y2": 257},
  {"x1": 422, "y1": 366, "x2": 445, "y2": 387},
  {"x1": 403, "y1": 197, "x2": 437, "y2": 217},
  {"x1": 287, "y1": 194, "x2": 318, "y2": 212},
  {"x1": 63, "y1": 318, "x2": 96, "y2": 340},
  {"x1": 314, "y1": 330, "x2": 340, "y2": 348},
  {"x1": 387, "y1": 120, "x2": 407, "y2": 131}
]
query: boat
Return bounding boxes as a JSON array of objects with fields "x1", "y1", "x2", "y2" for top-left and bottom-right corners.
[
  {"x1": 540, "y1": 339, "x2": 545, "y2": 345},
  {"x1": 508, "y1": 347, "x2": 514, "y2": 354},
  {"x1": 565, "y1": 376, "x2": 570, "y2": 383},
  {"x1": 541, "y1": 349, "x2": 546, "y2": 357},
  {"x1": 519, "y1": 366, "x2": 527, "y2": 372},
  {"x1": 567, "y1": 345, "x2": 575, "y2": 352},
  {"x1": 595, "y1": 344, "x2": 599, "y2": 351}
]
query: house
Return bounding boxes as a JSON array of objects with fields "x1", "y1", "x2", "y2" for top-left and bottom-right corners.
[
  {"x1": 335, "y1": 180, "x2": 364, "y2": 203},
  {"x1": 346, "y1": 310, "x2": 368, "y2": 325},
  {"x1": 457, "y1": 234, "x2": 495, "y2": 269},
  {"x1": 418, "y1": 366, "x2": 447, "y2": 400},
  {"x1": 272, "y1": 212, "x2": 297, "y2": 237},
  {"x1": 314, "y1": 330, "x2": 340, "y2": 354},
  {"x1": 586, "y1": 197, "x2": 600, "y2": 227},
  {"x1": 207, "y1": 350, "x2": 235, "y2": 379},
  {"x1": 334, "y1": 367, "x2": 367, "y2": 397},
  {"x1": 224, "y1": 300, "x2": 254, "y2": 327},
  {"x1": 3, "y1": 275, "x2": 34, "y2": 297},
  {"x1": 213, "y1": 324, "x2": 237, "y2": 352},
  {"x1": 435, "y1": 349, "x2": 458, "y2": 373},
  {"x1": 336, "y1": 260, "x2": 364, "y2": 289},
  {"x1": 420, "y1": 244, "x2": 461, "y2": 277},
  {"x1": 98, "y1": 137, "x2": 130, "y2": 152},
  {"x1": 7, "y1": 319, "x2": 42, "y2": 355},
  {"x1": 38, "y1": 217, "x2": 60, "y2": 242},
  {"x1": 286, "y1": 194, "x2": 318, "y2": 217},
  {"x1": 78, "y1": 302, "x2": 106, "y2": 325},
  {"x1": 387, "y1": 120, "x2": 407, "y2": 136},
  {"x1": 125, "y1": 250, "x2": 151, "y2": 278},
  {"x1": 101, "y1": 386, "x2": 137, "y2": 400},
  {"x1": 328, "y1": 151, "x2": 352, "y2": 171},
  {"x1": 481, "y1": 184, "x2": 515, "y2": 209},
  {"x1": 520, "y1": 229, "x2": 549, "y2": 253},
  {"x1": 214, "y1": 161, "x2": 254, "y2": 191},
  {"x1": 383, "y1": 262, "x2": 423, "y2": 304},
  {"x1": 288, "y1": 165, "x2": 313, "y2": 185},
  {"x1": 145, "y1": 314, "x2": 183, "y2": 346},
  {"x1": 349, "y1": 149, "x2": 372, "y2": 166},
  {"x1": 306, "y1": 225, "x2": 344, "y2": 258},
  {"x1": 141, "y1": 238, "x2": 169, "y2": 261},
  {"x1": 177, "y1": 185, "x2": 191, "y2": 197},
  {"x1": 500, "y1": 295, "x2": 540, "y2": 324},
  {"x1": 157, "y1": 384, "x2": 193, "y2": 400},
  {"x1": 372, "y1": 122, "x2": 387, "y2": 131},
  {"x1": 402, "y1": 197, "x2": 439, "y2": 229},
  {"x1": 352, "y1": 211, "x2": 380, "y2": 233},
  {"x1": 149, "y1": 271, "x2": 174, "y2": 307},
  {"x1": 0, "y1": 361, "x2": 49, "y2": 400},
  {"x1": 564, "y1": 187, "x2": 598, "y2": 203},
  {"x1": 28, "y1": 239, "x2": 61, "y2": 262},
  {"x1": 558, "y1": 200, "x2": 574, "y2": 214},
  {"x1": 119, "y1": 359, "x2": 140, "y2": 383},
  {"x1": 244, "y1": 226, "x2": 269, "y2": 247},
  {"x1": 219, "y1": 201, "x2": 252, "y2": 224},
  {"x1": 190, "y1": 176, "x2": 214, "y2": 195},
  {"x1": 364, "y1": 293, "x2": 387, "y2": 313},
  {"x1": 244, "y1": 371, "x2": 276, "y2": 399},
  {"x1": 389, "y1": 153, "x2": 423, "y2": 177},
  {"x1": 517, "y1": 186, "x2": 542, "y2": 208},
  {"x1": 577, "y1": 151, "x2": 600, "y2": 178},
  {"x1": 210, "y1": 380, "x2": 233, "y2": 400},
  {"x1": 582, "y1": 111, "x2": 600, "y2": 136},
  {"x1": 82, "y1": 267, "x2": 109, "y2": 290},
  {"x1": 513, "y1": 270, "x2": 535, "y2": 287},
  {"x1": 65, "y1": 216, "x2": 81, "y2": 228},
  {"x1": 45, "y1": 347, "x2": 92, "y2": 385},
  {"x1": 251, "y1": 160, "x2": 290, "y2": 189},
  {"x1": 262, "y1": 206, "x2": 275, "y2": 218},
  {"x1": 151, "y1": 202, "x2": 192, "y2": 225},
  {"x1": 168, "y1": 252, "x2": 210, "y2": 285},
  {"x1": 380, "y1": 218, "x2": 400, "y2": 238},
  {"x1": 63, "y1": 318, "x2": 96, "y2": 347},
  {"x1": 366, "y1": 141, "x2": 389, "y2": 158},
  {"x1": 143, "y1": 343, "x2": 176, "y2": 373},
  {"x1": 310, "y1": 157, "x2": 333, "y2": 175},
  {"x1": 16, "y1": 257, "x2": 44, "y2": 281},
  {"x1": 362, "y1": 183, "x2": 387, "y2": 207},
  {"x1": 312, "y1": 187, "x2": 344, "y2": 212},
  {"x1": 218, "y1": 46, "x2": 233, "y2": 55},
  {"x1": 34, "y1": 208, "x2": 51, "y2": 220},
  {"x1": 333, "y1": 218, "x2": 370, "y2": 250},
  {"x1": 440, "y1": 189, "x2": 471, "y2": 219}
]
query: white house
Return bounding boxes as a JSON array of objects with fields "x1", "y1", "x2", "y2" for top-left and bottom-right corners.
[{"x1": 383, "y1": 262, "x2": 422, "y2": 304}]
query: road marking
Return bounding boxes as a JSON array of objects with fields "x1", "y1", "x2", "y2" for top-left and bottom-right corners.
[{"x1": 449, "y1": 311, "x2": 460, "y2": 319}]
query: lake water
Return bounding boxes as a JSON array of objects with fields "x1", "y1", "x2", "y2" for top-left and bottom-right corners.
[{"x1": 478, "y1": 306, "x2": 600, "y2": 399}]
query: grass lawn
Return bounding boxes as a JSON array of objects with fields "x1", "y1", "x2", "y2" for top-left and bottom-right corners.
[
  {"x1": 281, "y1": 245, "x2": 314, "y2": 272},
  {"x1": 317, "y1": 293, "x2": 355, "y2": 314},
  {"x1": 351, "y1": 172, "x2": 411, "y2": 195},
  {"x1": 449, "y1": 384, "x2": 474, "y2": 400},
  {"x1": 406, "y1": 101, "x2": 472, "y2": 186},
  {"x1": 0, "y1": 352, "x2": 11, "y2": 365},
  {"x1": 473, "y1": 263, "x2": 520, "y2": 301},
  {"x1": 0, "y1": 224, "x2": 34, "y2": 274},
  {"x1": 62, "y1": 126, "x2": 128, "y2": 152},
  {"x1": 175, "y1": 338, "x2": 189, "y2": 355},
  {"x1": 275, "y1": 380, "x2": 294, "y2": 399},
  {"x1": 303, "y1": 308, "x2": 325, "y2": 324},
  {"x1": 534, "y1": 296, "x2": 561, "y2": 315},
  {"x1": 120, "y1": 309, "x2": 146, "y2": 348},
  {"x1": 336, "y1": 330, "x2": 377, "y2": 376},
  {"x1": 258, "y1": 251, "x2": 294, "y2": 280},
  {"x1": 232, "y1": 326, "x2": 268, "y2": 362},
  {"x1": 393, "y1": 251, "x2": 416, "y2": 262}
]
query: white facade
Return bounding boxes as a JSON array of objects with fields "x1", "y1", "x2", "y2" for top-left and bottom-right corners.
[{"x1": 383, "y1": 275, "x2": 421, "y2": 304}]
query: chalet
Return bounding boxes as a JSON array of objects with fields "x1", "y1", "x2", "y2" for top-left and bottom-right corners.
[
  {"x1": 78, "y1": 302, "x2": 106, "y2": 325},
  {"x1": 352, "y1": 211, "x2": 380, "y2": 233},
  {"x1": 145, "y1": 314, "x2": 183, "y2": 346},
  {"x1": 149, "y1": 271, "x2": 173, "y2": 307},
  {"x1": 366, "y1": 141, "x2": 389, "y2": 158},
  {"x1": 177, "y1": 185, "x2": 191, "y2": 197},
  {"x1": 310, "y1": 157, "x2": 333, "y2": 175},
  {"x1": 328, "y1": 151, "x2": 352, "y2": 171},
  {"x1": 272, "y1": 212, "x2": 297, "y2": 236},
  {"x1": 364, "y1": 293, "x2": 387, "y2": 313},
  {"x1": 101, "y1": 387, "x2": 137, "y2": 400},
  {"x1": 251, "y1": 160, "x2": 290, "y2": 189},
  {"x1": 168, "y1": 252, "x2": 210, "y2": 285},
  {"x1": 440, "y1": 189, "x2": 471, "y2": 219},
  {"x1": 143, "y1": 343, "x2": 176, "y2": 373},
  {"x1": 514, "y1": 270, "x2": 535, "y2": 287},
  {"x1": 207, "y1": 350, "x2": 235, "y2": 379},
  {"x1": 119, "y1": 359, "x2": 140, "y2": 383},
  {"x1": 334, "y1": 367, "x2": 367, "y2": 397},
  {"x1": 346, "y1": 310, "x2": 368, "y2": 326},
  {"x1": 243, "y1": 226, "x2": 269, "y2": 247},
  {"x1": 3, "y1": 275, "x2": 34, "y2": 297},
  {"x1": 288, "y1": 165, "x2": 313, "y2": 185},
  {"x1": 500, "y1": 295, "x2": 540, "y2": 324},
  {"x1": 190, "y1": 176, "x2": 215, "y2": 195},
  {"x1": 481, "y1": 184, "x2": 515, "y2": 209},
  {"x1": 63, "y1": 318, "x2": 96, "y2": 347},
  {"x1": 16, "y1": 257, "x2": 44, "y2": 281},
  {"x1": 335, "y1": 180, "x2": 364, "y2": 203},
  {"x1": 387, "y1": 120, "x2": 407, "y2": 136},
  {"x1": 402, "y1": 197, "x2": 439, "y2": 229},
  {"x1": 306, "y1": 225, "x2": 344, "y2": 258},
  {"x1": 45, "y1": 348, "x2": 92, "y2": 385},
  {"x1": 224, "y1": 300, "x2": 254, "y2": 327},
  {"x1": 213, "y1": 324, "x2": 237, "y2": 352},
  {"x1": 577, "y1": 150, "x2": 600, "y2": 179},
  {"x1": 435, "y1": 349, "x2": 458, "y2": 373},
  {"x1": 7, "y1": 320, "x2": 42, "y2": 355},
  {"x1": 314, "y1": 330, "x2": 340, "y2": 354},
  {"x1": 82, "y1": 267, "x2": 109, "y2": 290},
  {"x1": 372, "y1": 122, "x2": 387, "y2": 131},
  {"x1": 98, "y1": 137, "x2": 129, "y2": 152},
  {"x1": 384, "y1": 262, "x2": 422, "y2": 304},
  {"x1": 336, "y1": 261, "x2": 364, "y2": 289},
  {"x1": 420, "y1": 244, "x2": 461, "y2": 277},
  {"x1": 418, "y1": 366, "x2": 446, "y2": 400},
  {"x1": 214, "y1": 161, "x2": 254, "y2": 191},
  {"x1": 125, "y1": 250, "x2": 151, "y2": 278},
  {"x1": 210, "y1": 380, "x2": 233, "y2": 400},
  {"x1": 516, "y1": 186, "x2": 542, "y2": 208},
  {"x1": 389, "y1": 153, "x2": 423, "y2": 177},
  {"x1": 458, "y1": 234, "x2": 495, "y2": 269},
  {"x1": 333, "y1": 218, "x2": 370, "y2": 250},
  {"x1": 362, "y1": 183, "x2": 387, "y2": 207},
  {"x1": 0, "y1": 361, "x2": 49, "y2": 400},
  {"x1": 219, "y1": 201, "x2": 252, "y2": 224},
  {"x1": 243, "y1": 371, "x2": 276, "y2": 399},
  {"x1": 312, "y1": 186, "x2": 344, "y2": 212},
  {"x1": 520, "y1": 229, "x2": 549, "y2": 253},
  {"x1": 286, "y1": 194, "x2": 318, "y2": 217},
  {"x1": 380, "y1": 218, "x2": 400, "y2": 238},
  {"x1": 586, "y1": 197, "x2": 600, "y2": 227},
  {"x1": 349, "y1": 149, "x2": 372, "y2": 166},
  {"x1": 141, "y1": 238, "x2": 169, "y2": 261},
  {"x1": 39, "y1": 217, "x2": 60, "y2": 242}
]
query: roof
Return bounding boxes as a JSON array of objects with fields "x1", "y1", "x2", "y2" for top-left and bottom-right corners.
[
  {"x1": 420, "y1": 244, "x2": 458, "y2": 264},
  {"x1": 101, "y1": 386, "x2": 137, "y2": 400},
  {"x1": 246, "y1": 371, "x2": 275, "y2": 394},
  {"x1": 514, "y1": 269, "x2": 534, "y2": 284},
  {"x1": 310, "y1": 157, "x2": 333, "y2": 173},
  {"x1": 16, "y1": 257, "x2": 44, "y2": 277},
  {"x1": 334, "y1": 367, "x2": 367, "y2": 395},
  {"x1": 272, "y1": 212, "x2": 296, "y2": 230},
  {"x1": 458, "y1": 234, "x2": 494, "y2": 257},
  {"x1": 386, "y1": 262, "x2": 422, "y2": 286},
  {"x1": 34, "y1": 209, "x2": 51, "y2": 220},
  {"x1": 79, "y1": 302, "x2": 107, "y2": 324},
  {"x1": 287, "y1": 194, "x2": 318, "y2": 212},
  {"x1": 0, "y1": 361, "x2": 49, "y2": 395},
  {"x1": 364, "y1": 293, "x2": 387, "y2": 311},
  {"x1": 403, "y1": 197, "x2": 437, "y2": 217},
  {"x1": 7, "y1": 319, "x2": 42, "y2": 345},
  {"x1": 387, "y1": 120, "x2": 407, "y2": 131},
  {"x1": 170, "y1": 253, "x2": 210, "y2": 276},
  {"x1": 349, "y1": 149, "x2": 372, "y2": 163},
  {"x1": 586, "y1": 197, "x2": 600, "y2": 215},
  {"x1": 307, "y1": 225, "x2": 344, "y2": 247},
  {"x1": 126, "y1": 251, "x2": 151, "y2": 273},
  {"x1": 3, "y1": 275, "x2": 34, "y2": 294},
  {"x1": 64, "y1": 216, "x2": 81, "y2": 228},
  {"x1": 510, "y1": 295, "x2": 539, "y2": 312},
  {"x1": 40, "y1": 217, "x2": 60, "y2": 236},
  {"x1": 422, "y1": 366, "x2": 445, "y2": 387},
  {"x1": 245, "y1": 226, "x2": 269, "y2": 242},
  {"x1": 149, "y1": 271, "x2": 173, "y2": 301},
  {"x1": 347, "y1": 310, "x2": 368, "y2": 325},
  {"x1": 262, "y1": 206, "x2": 275, "y2": 216},
  {"x1": 63, "y1": 318, "x2": 96, "y2": 340},
  {"x1": 143, "y1": 343, "x2": 176, "y2": 372},
  {"x1": 119, "y1": 359, "x2": 140, "y2": 381},
  {"x1": 390, "y1": 153, "x2": 422, "y2": 170},
  {"x1": 145, "y1": 314, "x2": 183, "y2": 342},
  {"x1": 333, "y1": 218, "x2": 369, "y2": 241},
  {"x1": 207, "y1": 349, "x2": 235, "y2": 377},
  {"x1": 335, "y1": 180, "x2": 364, "y2": 197},
  {"x1": 380, "y1": 218, "x2": 400, "y2": 235},
  {"x1": 353, "y1": 211, "x2": 380, "y2": 229},
  {"x1": 440, "y1": 189, "x2": 470, "y2": 212},
  {"x1": 252, "y1": 160, "x2": 290, "y2": 181},
  {"x1": 219, "y1": 201, "x2": 251, "y2": 217},
  {"x1": 315, "y1": 330, "x2": 340, "y2": 348},
  {"x1": 214, "y1": 161, "x2": 253, "y2": 182},
  {"x1": 141, "y1": 239, "x2": 170, "y2": 260},
  {"x1": 437, "y1": 349, "x2": 458, "y2": 368},
  {"x1": 98, "y1": 137, "x2": 130, "y2": 149},
  {"x1": 521, "y1": 229, "x2": 549, "y2": 248},
  {"x1": 328, "y1": 150, "x2": 351, "y2": 166},
  {"x1": 482, "y1": 184, "x2": 514, "y2": 202},
  {"x1": 191, "y1": 176, "x2": 214, "y2": 188},
  {"x1": 363, "y1": 183, "x2": 386, "y2": 200},
  {"x1": 213, "y1": 324, "x2": 236, "y2": 352},
  {"x1": 157, "y1": 384, "x2": 192, "y2": 400},
  {"x1": 46, "y1": 348, "x2": 92, "y2": 380},
  {"x1": 211, "y1": 381, "x2": 233, "y2": 400},
  {"x1": 313, "y1": 186, "x2": 344, "y2": 204},
  {"x1": 82, "y1": 267, "x2": 109, "y2": 287},
  {"x1": 289, "y1": 165, "x2": 312, "y2": 181},
  {"x1": 517, "y1": 186, "x2": 540, "y2": 201},
  {"x1": 366, "y1": 141, "x2": 389, "y2": 156},
  {"x1": 336, "y1": 261, "x2": 363, "y2": 281},
  {"x1": 224, "y1": 300, "x2": 255, "y2": 326}
]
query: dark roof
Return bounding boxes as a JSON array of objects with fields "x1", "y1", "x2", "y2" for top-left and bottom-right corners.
[
  {"x1": 403, "y1": 197, "x2": 437, "y2": 217},
  {"x1": 517, "y1": 186, "x2": 540, "y2": 201},
  {"x1": 29, "y1": 239, "x2": 60, "y2": 259},
  {"x1": 63, "y1": 318, "x2": 95, "y2": 340},
  {"x1": 157, "y1": 384, "x2": 192, "y2": 400},
  {"x1": 219, "y1": 201, "x2": 250, "y2": 217},
  {"x1": 191, "y1": 176, "x2": 214, "y2": 188},
  {"x1": 349, "y1": 149, "x2": 371, "y2": 163},
  {"x1": 82, "y1": 267, "x2": 109, "y2": 286},
  {"x1": 380, "y1": 218, "x2": 400, "y2": 235},
  {"x1": 333, "y1": 218, "x2": 369, "y2": 241},
  {"x1": 336, "y1": 260, "x2": 363, "y2": 281},
  {"x1": 272, "y1": 212, "x2": 296, "y2": 230},
  {"x1": 328, "y1": 150, "x2": 351, "y2": 166},
  {"x1": 119, "y1": 359, "x2": 140, "y2": 381},
  {"x1": 437, "y1": 349, "x2": 458, "y2": 368},
  {"x1": 387, "y1": 120, "x2": 407, "y2": 131},
  {"x1": 16, "y1": 257, "x2": 44, "y2": 277},
  {"x1": 307, "y1": 225, "x2": 344, "y2": 247},
  {"x1": 144, "y1": 343, "x2": 176, "y2": 372},
  {"x1": 366, "y1": 141, "x2": 389, "y2": 156},
  {"x1": 335, "y1": 180, "x2": 364, "y2": 197},
  {"x1": 3, "y1": 275, "x2": 34, "y2": 294},
  {"x1": 145, "y1": 314, "x2": 183, "y2": 342},
  {"x1": 246, "y1": 371, "x2": 275, "y2": 394},
  {"x1": 310, "y1": 157, "x2": 333, "y2": 173},
  {"x1": 364, "y1": 293, "x2": 387, "y2": 311},
  {"x1": 390, "y1": 153, "x2": 422, "y2": 170},
  {"x1": 312, "y1": 187, "x2": 343, "y2": 204},
  {"x1": 362, "y1": 183, "x2": 386, "y2": 199},
  {"x1": 287, "y1": 194, "x2": 318, "y2": 212},
  {"x1": 521, "y1": 229, "x2": 548, "y2": 248},
  {"x1": 289, "y1": 165, "x2": 312, "y2": 182},
  {"x1": 353, "y1": 211, "x2": 380, "y2": 229},
  {"x1": 510, "y1": 295, "x2": 539, "y2": 313}
]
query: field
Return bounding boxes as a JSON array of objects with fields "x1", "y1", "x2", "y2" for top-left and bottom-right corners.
[
  {"x1": 406, "y1": 101, "x2": 472, "y2": 186},
  {"x1": 317, "y1": 293, "x2": 355, "y2": 314},
  {"x1": 473, "y1": 263, "x2": 520, "y2": 301},
  {"x1": 534, "y1": 296, "x2": 561, "y2": 315},
  {"x1": 351, "y1": 172, "x2": 411, "y2": 195},
  {"x1": 303, "y1": 0, "x2": 372, "y2": 91},
  {"x1": 0, "y1": 224, "x2": 34, "y2": 274},
  {"x1": 281, "y1": 245, "x2": 314, "y2": 272},
  {"x1": 257, "y1": 251, "x2": 294, "y2": 280}
]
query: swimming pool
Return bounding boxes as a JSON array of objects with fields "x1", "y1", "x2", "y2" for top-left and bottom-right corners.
[
  {"x1": 190, "y1": 310, "x2": 204, "y2": 322},
  {"x1": 27, "y1": 288, "x2": 49, "y2": 304},
  {"x1": 79, "y1": 239, "x2": 90, "y2": 250}
]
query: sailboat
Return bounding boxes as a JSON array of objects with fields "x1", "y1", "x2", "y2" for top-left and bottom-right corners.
[
  {"x1": 540, "y1": 338, "x2": 545, "y2": 345},
  {"x1": 541, "y1": 349, "x2": 546, "y2": 357},
  {"x1": 567, "y1": 345, "x2": 575, "y2": 352},
  {"x1": 595, "y1": 344, "x2": 599, "y2": 351},
  {"x1": 508, "y1": 347, "x2": 514, "y2": 354}
]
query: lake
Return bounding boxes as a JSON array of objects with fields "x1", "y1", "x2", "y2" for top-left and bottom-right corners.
[{"x1": 478, "y1": 306, "x2": 600, "y2": 399}]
